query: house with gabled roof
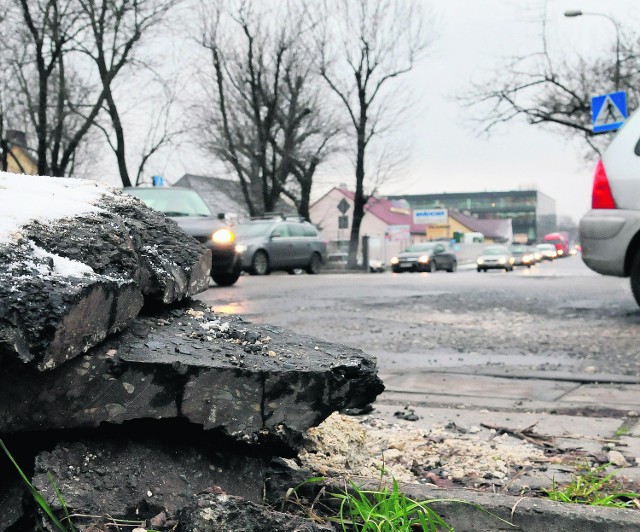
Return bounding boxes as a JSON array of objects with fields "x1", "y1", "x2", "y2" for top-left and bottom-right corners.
[
  {"x1": 310, "y1": 187, "x2": 512, "y2": 264},
  {"x1": 2, "y1": 130, "x2": 37, "y2": 175}
]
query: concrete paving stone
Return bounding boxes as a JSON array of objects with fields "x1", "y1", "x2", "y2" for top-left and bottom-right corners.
[
  {"x1": 372, "y1": 404, "x2": 622, "y2": 450},
  {"x1": 619, "y1": 435, "x2": 640, "y2": 461},
  {"x1": 370, "y1": 403, "x2": 640, "y2": 485},
  {"x1": 375, "y1": 389, "x2": 625, "y2": 414},
  {"x1": 380, "y1": 372, "x2": 579, "y2": 401},
  {"x1": 559, "y1": 383, "x2": 640, "y2": 409}
]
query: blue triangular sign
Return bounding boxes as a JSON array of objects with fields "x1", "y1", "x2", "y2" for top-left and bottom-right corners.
[{"x1": 591, "y1": 91, "x2": 627, "y2": 133}]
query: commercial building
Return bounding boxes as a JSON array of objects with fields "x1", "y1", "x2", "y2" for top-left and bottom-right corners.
[
  {"x1": 387, "y1": 190, "x2": 557, "y2": 243},
  {"x1": 310, "y1": 187, "x2": 513, "y2": 265}
]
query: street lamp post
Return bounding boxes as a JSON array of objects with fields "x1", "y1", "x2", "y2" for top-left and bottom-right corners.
[{"x1": 564, "y1": 10, "x2": 621, "y2": 91}]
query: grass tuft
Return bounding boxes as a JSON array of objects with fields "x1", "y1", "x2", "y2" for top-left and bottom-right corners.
[
  {"x1": 329, "y1": 477, "x2": 453, "y2": 531},
  {"x1": 544, "y1": 462, "x2": 640, "y2": 508},
  {"x1": 0, "y1": 438, "x2": 73, "y2": 531}
]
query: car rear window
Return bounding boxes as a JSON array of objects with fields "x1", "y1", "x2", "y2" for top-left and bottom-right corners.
[
  {"x1": 302, "y1": 224, "x2": 319, "y2": 237},
  {"x1": 288, "y1": 223, "x2": 305, "y2": 237}
]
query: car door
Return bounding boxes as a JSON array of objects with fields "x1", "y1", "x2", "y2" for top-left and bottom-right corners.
[
  {"x1": 266, "y1": 223, "x2": 292, "y2": 269},
  {"x1": 434, "y1": 244, "x2": 448, "y2": 269},
  {"x1": 287, "y1": 222, "x2": 308, "y2": 267}
]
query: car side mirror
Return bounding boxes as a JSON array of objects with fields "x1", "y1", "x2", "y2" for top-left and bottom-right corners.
[{"x1": 217, "y1": 213, "x2": 225, "y2": 220}]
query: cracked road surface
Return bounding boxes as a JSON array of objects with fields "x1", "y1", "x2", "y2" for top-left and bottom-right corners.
[{"x1": 198, "y1": 255, "x2": 640, "y2": 492}]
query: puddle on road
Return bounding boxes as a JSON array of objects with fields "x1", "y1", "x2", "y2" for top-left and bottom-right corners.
[{"x1": 369, "y1": 348, "x2": 580, "y2": 372}]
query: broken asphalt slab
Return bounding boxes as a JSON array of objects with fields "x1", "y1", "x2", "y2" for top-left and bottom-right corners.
[{"x1": 1, "y1": 302, "x2": 384, "y2": 452}]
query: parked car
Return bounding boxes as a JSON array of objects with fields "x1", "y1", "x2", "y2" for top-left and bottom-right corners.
[
  {"x1": 509, "y1": 244, "x2": 534, "y2": 268},
  {"x1": 325, "y1": 252, "x2": 349, "y2": 271},
  {"x1": 476, "y1": 245, "x2": 515, "y2": 272},
  {"x1": 536, "y1": 243, "x2": 557, "y2": 261},
  {"x1": 234, "y1": 215, "x2": 327, "y2": 275},
  {"x1": 368, "y1": 258, "x2": 386, "y2": 273},
  {"x1": 123, "y1": 186, "x2": 241, "y2": 286},
  {"x1": 390, "y1": 242, "x2": 457, "y2": 273},
  {"x1": 579, "y1": 107, "x2": 640, "y2": 306},
  {"x1": 530, "y1": 245, "x2": 543, "y2": 263},
  {"x1": 325, "y1": 253, "x2": 385, "y2": 272}
]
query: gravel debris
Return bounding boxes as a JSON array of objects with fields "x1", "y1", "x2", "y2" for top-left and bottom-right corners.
[{"x1": 300, "y1": 412, "x2": 545, "y2": 487}]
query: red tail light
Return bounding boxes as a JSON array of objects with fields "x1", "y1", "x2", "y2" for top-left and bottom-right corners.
[{"x1": 591, "y1": 160, "x2": 616, "y2": 209}]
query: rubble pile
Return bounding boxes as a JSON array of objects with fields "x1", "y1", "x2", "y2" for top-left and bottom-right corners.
[{"x1": 0, "y1": 173, "x2": 384, "y2": 530}]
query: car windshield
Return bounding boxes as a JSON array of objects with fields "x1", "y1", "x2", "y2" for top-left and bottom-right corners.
[
  {"x1": 537, "y1": 244, "x2": 554, "y2": 250},
  {"x1": 234, "y1": 221, "x2": 274, "y2": 238},
  {"x1": 510, "y1": 245, "x2": 527, "y2": 253},
  {"x1": 404, "y1": 243, "x2": 435, "y2": 252},
  {"x1": 482, "y1": 246, "x2": 508, "y2": 255},
  {"x1": 126, "y1": 188, "x2": 211, "y2": 217}
]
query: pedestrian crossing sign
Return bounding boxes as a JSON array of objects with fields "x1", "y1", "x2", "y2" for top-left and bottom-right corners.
[{"x1": 591, "y1": 91, "x2": 627, "y2": 133}]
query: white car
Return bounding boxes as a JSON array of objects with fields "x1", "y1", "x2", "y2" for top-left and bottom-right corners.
[
  {"x1": 476, "y1": 245, "x2": 515, "y2": 272},
  {"x1": 579, "y1": 107, "x2": 640, "y2": 306}
]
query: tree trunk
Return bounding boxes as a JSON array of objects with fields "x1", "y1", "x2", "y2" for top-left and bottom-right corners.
[
  {"x1": 349, "y1": 124, "x2": 367, "y2": 269},
  {"x1": 105, "y1": 88, "x2": 132, "y2": 188}
]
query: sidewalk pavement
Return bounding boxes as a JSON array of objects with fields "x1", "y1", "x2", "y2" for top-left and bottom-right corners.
[{"x1": 366, "y1": 367, "x2": 640, "y2": 530}]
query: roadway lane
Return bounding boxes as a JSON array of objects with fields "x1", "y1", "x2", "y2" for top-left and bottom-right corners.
[{"x1": 198, "y1": 255, "x2": 640, "y2": 379}]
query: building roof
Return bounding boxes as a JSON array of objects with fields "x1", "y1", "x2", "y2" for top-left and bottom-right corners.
[
  {"x1": 175, "y1": 174, "x2": 250, "y2": 216},
  {"x1": 448, "y1": 210, "x2": 512, "y2": 241},
  {"x1": 388, "y1": 189, "x2": 555, "y2": 203},
  {"x1": 328, "y1": 187, "x2": 512, "y2": 240}
]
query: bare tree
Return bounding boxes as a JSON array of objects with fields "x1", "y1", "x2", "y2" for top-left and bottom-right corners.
[
  {"x1": 318, "y1": 0, "x2": 431, "y2": 268},
  {"x1": 75, "y1": 0, "x2": 178, "y2": 187},
  {"x1": 461, "y1": 15, "x2": 640, "y2": 158},
  {"x1": 4, "y1": 0, "x2": 102, "y2": 176},
  {"x1": 196, "y1": 1, "x2": 337, "y2": 217}
]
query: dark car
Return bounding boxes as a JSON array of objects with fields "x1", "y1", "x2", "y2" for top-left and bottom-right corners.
[
  {"x1": 234, "y1": 215, "x2": 327, "y2": 275},
  {"x1": 123, "y1": 186, "x2": 241, "y2": 286},
  {"x1": 390, "y1": 242, "x2": 457, "y2": 273},
  {"x1": 509, "y1": 244, "x2": 535, "y2": 268}
]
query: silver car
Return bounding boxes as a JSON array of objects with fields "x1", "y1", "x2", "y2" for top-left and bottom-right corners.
[
  {"x1": 234, "y1": 216, "x2": 327, "y2": 275},
  {"x1": 476, "y1": 245, "x2": 515, "y2": 272},
  {"x1": 579, "y1": 107, "x2": 640, "y2": 306}
]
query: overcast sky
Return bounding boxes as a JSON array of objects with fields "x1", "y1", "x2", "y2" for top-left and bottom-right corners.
[
  {"x1": 110, "y1": 0, "x2": 639, "y2": 224},
  {"x1": 393, "y1": 0, "x2": 640, "y2": 222},
  {"x1": 304, "y1": 0, "x2": 639, "y2": 222}
]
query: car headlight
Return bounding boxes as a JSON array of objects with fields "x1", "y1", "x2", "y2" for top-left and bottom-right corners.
[
  {"x1": 390, "y1": 257, "x2": 399, "y2": 265},
  {"x1": 477, "y1": 258, "x2": 484, "y2": 265},
  {"x1": 557, "y1": 249, "x2": 564, "y2": 256},
  {"x1": 509, "y1": 257, "x2": 515, "y2": 264},
  {"x1": 498, "y1": 257, "x2": 507, "y2": 264},
  {"x1": 235, "y1": 244, "x2": 247, "y2": 253},
  {"x1": 212, "y1": 228, "x2": 235, "y2": 244},
  {"x1": 523, "y1": 255, "x2": 531, "y2": 262},
  {"x1": 418, "y1": 255, "x2": 430, "y2": 263}
]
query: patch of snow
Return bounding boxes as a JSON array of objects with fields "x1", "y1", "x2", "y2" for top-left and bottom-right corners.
[
  {"x1": 0, "y1": 172, "x2": 114, "y2": 243},
  {"x1": 31, "y1": 243, "x2": 95, "y2": 277}
]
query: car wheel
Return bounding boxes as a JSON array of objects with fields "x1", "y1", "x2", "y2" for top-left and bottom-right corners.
[
  {"x1": 306, "y1": 252, "x2": 322, "y2": 274},
  {"x1": 447, "y1": 261, "x2": 457, "y2": 273},
  {"x1": 630, "y1": 253, "x2": 640, "y2": 307},
  {"x1": 211, "y1": 271, "x2": 241, "y2": 287},
  {"x1": 250, "y1": 251, "x2": 270, "y2": 275},
  {"x1": 428, "y1": 261, "x2": 436, "y2": 273},
  {"x1": 477, "y1": 267, "x2": 482, "y2": 273}
]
